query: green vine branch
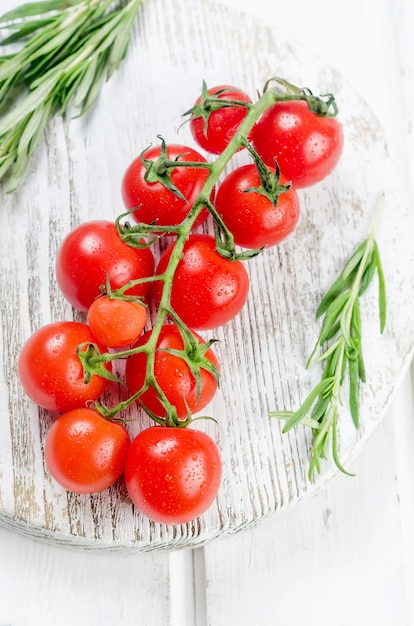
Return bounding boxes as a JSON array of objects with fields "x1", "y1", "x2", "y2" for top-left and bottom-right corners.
[{"x1": 82, "y1": 80, "x2": 340, "y2": 427}]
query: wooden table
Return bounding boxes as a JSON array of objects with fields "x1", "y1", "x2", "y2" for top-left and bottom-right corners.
[{"x1": 1, "y1": 0, "x2": 414, "y2": 624}]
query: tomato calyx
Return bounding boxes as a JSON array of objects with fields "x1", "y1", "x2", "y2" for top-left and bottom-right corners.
[
  {"x1": 240, "y1": 137, "x2": 292, "y2": 205},
  {"x1": 182, "y1": 79, "x2": 252, "y2": 136},
  {"x1": 262, "y1": 76, "x2": 339, "y2": 118},
  {"x1": 133, "y1": 321, "x2": 220, "y2": 427},
  {"x1": 167, "y1": 337, "x2": 220, "y2": 392},
  {"x1": 140, "y1": 135, "x2": 211, "y2": 202},
  {"x1": 115, "y1": 211, "x2": 171, "y2": 245},
  {"x1": 76, "y1": 342, "x2": 124, "y2": 385},
  {"x1": 207, "y1": 194, "x2": 264, "y2": 262},
  {"x1": 163, "y1": 316, "x2": 220, "y2": 397}
]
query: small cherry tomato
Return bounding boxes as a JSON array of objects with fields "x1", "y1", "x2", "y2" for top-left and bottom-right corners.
[
  {"x1": 121, "y1": 143, "x2": 211, "y2": 230},
  {"x1": 154, "y1": 234, "x2": 249, "y2": 330},
  {"x1": 124, "y1": 426, "x2": 222, "y2": 524},
  {"x1": 18, "y1": 321, "x2": 111, "y2": 413},
  {"x1": 125, "y1": 323, "x2": 219, "y2": 419},
  {"x1": 45, "y1": 408, "x2": 130, "y2": 494},
  {"x1": 56, "y1": 220, "x2": 154, "y2": 312},
  {"x1": 252, "y1": 100, "x2": 344, "y2": 188},
  {"x1": 215, "y1": 163, "x2": 300, "y2": 249},
  {"x1": 189, "y1": 84, "x2": 252, "y2": 154},
  {"x1": 87, "y1": 295, "x2": 147, "y2": 348}
]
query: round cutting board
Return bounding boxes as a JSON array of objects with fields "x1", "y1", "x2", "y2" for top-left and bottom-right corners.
[{"x1": 1, "y1": 0, "x2": 413, "y2": 551}]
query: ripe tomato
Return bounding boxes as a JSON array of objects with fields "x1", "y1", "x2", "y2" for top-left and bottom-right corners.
[
  {"x1": 45, "y1": 408, "x2": 130, "y2": 494},
  {"x1": 189, "y1": 84, "x2": 252, "y2": 154},
  {"x1": 125, "y1": 323, "x2": 219, "y2": 419},
  {"x1": 154, "y1": 234, "x2": 249, "y2": 330},
  {"x1": 124, "y1": 426, "x2": 222, "y2": 524},
  {"x1": 56, "y1": 220, "x2": 154, "y2": 312},
  {"x1": 121, "y1": 143, "x2": 211, "y2": 229},
  {"x1": 18, "y1": 321, "x2": 111, "y2": 412},
  {"x1": 252, "y1": 100, "x2": 344, "y2": 188},
  {"x1": 87, "y1": 295, "x2": 147, "y2": 348},
  {"x1": 215, "y1": 163, "x2": 300, "y2": 249}
]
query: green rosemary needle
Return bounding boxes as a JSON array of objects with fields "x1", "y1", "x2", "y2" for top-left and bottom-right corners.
[
  {"x1": 0, "y1": 0, "x2": 142, "y2": 192},
  {"x1": 270, "y1": 195, "x2": 386, "y2": 480}
]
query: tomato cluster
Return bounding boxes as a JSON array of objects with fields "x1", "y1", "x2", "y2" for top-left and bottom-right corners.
[{"x1": 17, "y1": 78, "x2": 344, "y2": 525}]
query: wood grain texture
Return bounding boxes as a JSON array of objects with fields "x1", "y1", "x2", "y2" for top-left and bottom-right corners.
[{"x1": 1, "y1": 0, "x2": 414, "y2": 552}]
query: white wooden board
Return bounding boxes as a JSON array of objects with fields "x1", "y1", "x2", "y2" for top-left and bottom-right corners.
[{"x1": 1, "y1": 0, "x2": 414, "y2": 551}]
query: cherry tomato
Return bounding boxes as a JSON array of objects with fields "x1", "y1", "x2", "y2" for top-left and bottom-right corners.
[
  {"x1": 124, "y1": 426, "x2": 222, "y2": 524},
  {"x1": 215, "y1": 164, "x2": 300, "y2": 249},
  {"x1": 252, "y1": 100, "x2": 344, "y2": 188},
  {"x1": 189, "y1": 84, "x2": 252, "y2": 154},
  {"x1": 121, "y1": 144, "x2": 211, "y2": 229},
  {"x1": 56, "y1": 220, "x2": 154, "y2": 312},
  {"x1": 87, "y1": 295, "x2": 147, "y2": 348},
  {"x1": 18, "y1": 321, "x2": 111, "y2": 412},
  {"x1": 154, "y1": 234, "x2": 249, "y2": 330},
  {"x1": 45, "y1": 408, "x2": 130, "y2": 494},
  {"x1": 125, "y1": 323, "x2": 219, "y2": 419}
]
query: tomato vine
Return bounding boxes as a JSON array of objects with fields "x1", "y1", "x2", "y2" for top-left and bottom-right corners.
[{"x1": 79, "y1": 79, "x2": 340, "y2": 428}]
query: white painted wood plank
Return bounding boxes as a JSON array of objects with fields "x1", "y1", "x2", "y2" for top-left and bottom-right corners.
[
  {"x1": 0, "y1": 528, "x2": 172, "y2": 626},
  {"x1": 169, "y1": 549, "x2": 198, "y2": 626},
  {"x1": 393, "y1": 0, "x2": 414, "y2": 181},
  {"x1": 392, "y1": 362, "x2": 414, "y2": 624},
  {"x1": 384, "y1": 3, "x2": 414, "y2": 619}
]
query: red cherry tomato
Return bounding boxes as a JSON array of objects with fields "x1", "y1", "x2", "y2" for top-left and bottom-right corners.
[
  {"x1": 124, "y1": 426, "x2": 222, "y2": 524},
  {"x1": 154, "y1": 234, "x2": 249, "y2": 330},
  {"x1": 121, "y1": 144, "x2": 211, "y2": 229},
  {"x1": 45, "y1": 408, "x2": 130, "y2": 494},
  {"x1": 252, "y1": 100, "x2": 344, "y2": 188},
  {"x1": 87, "y1": 295, "x2": 147, "y2": 348},
  {"x1": 189, "y1": 84, "x2": 252, "y2": 154},
  {"x1": 56, "y1": 220, "x2": 154, "y2": 312},
  {"x1": 18, "y1": 321, "x2": 111, "y2": 412},
  {"x1": 125, "y1": 323, "x2": 219, "y2": 419},
  {"x1": 215, "y1": 164, "x2": 300, "y2": 249}
]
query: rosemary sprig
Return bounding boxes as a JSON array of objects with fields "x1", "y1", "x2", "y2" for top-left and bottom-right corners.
[
  {"x1": 270, "y1": 195, "x2": 386, "y2": 480},
  {"x1": 0, "y1": 0, "x2": 142, "y2": 192}
]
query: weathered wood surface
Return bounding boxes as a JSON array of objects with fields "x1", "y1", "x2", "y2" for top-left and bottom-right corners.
[
  {"x1": 1, "y1": 0, "x2": 414, "y2": 553},
  {"x1": 1, "y1": 0, "x2": 414, "y2": 623}
]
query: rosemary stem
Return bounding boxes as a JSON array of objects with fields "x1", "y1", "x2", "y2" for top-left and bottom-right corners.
[
  {"x1": 269, "y1": 194, "x2": 385, "y2": 479},
  {"x1": 342, "y1": 194, "x2": 384, "y2": 337}
]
